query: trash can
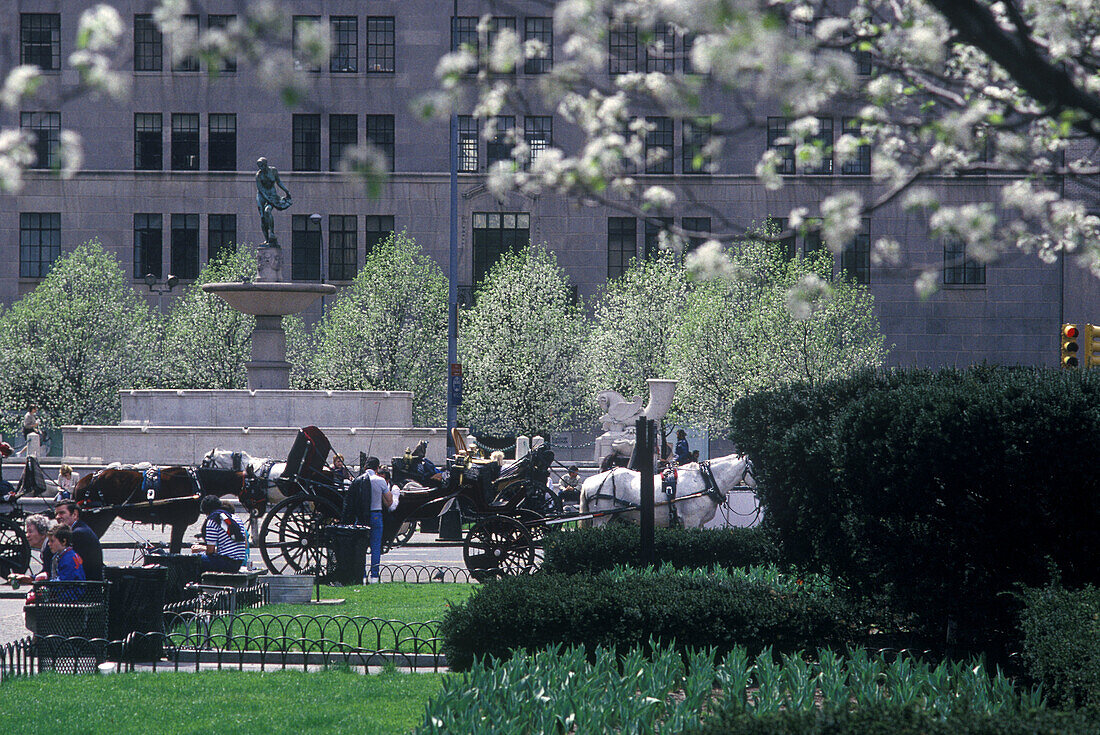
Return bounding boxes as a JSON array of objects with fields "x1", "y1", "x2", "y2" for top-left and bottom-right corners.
[
  {"x1": 438, "y1": 506, "x2": 463, "y2": 541},
  {"x1": 321, "y1": 525, "x2": 370, "y2": 585},
  {"x1": 105, "y1": 566, "x2": 167, "y2": 661},
  {"x1": 24, "y1": 580, "x2": 109, "y2": 673},
  {"x1": 143, "y1": 552, "x2": 203, "y2": 604}
]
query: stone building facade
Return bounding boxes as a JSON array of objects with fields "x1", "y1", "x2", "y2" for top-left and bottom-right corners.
[{"x1": 4, "y1": 0, "x2": 1098, "y2": 369}]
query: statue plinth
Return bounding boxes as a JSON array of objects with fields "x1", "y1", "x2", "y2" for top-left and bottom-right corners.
[{"x1": 257, "y1": 242, "x2": 282, "y2": 282}]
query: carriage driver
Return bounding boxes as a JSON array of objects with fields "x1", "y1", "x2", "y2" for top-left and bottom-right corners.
[{"x1": 192, "y1": 495, "x2": 248, "y2": 573}]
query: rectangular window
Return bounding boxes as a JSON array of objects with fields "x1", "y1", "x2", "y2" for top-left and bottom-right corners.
[
  {"x1": 944, "y1": 237, "x2": 986, "y2": 285},
  {"x1": 293, "y1": 16, "x2": 322, "y2": 72},
  {"x1": 208, "y1": 214, "x2": 236, "y2": 261},
  {"x1": 488, "y1": 17, "x2": 517, "y2": 73},
  {"x1": 765, "y1": 216, "x2": 796, "y2": 261},
  {"x1": 767, "y1": 117, "x2": 795, "y2": 175},
  {"x1": 855, "y1": 48, "x2": 872, "y2": 76},
  {"x1": 805, "y1": 219, "x2": 825, "y2": 255},
  {"x1": 330, "y1": 16, "x2": 358, "y2": 73},
  {"x1": 293, "y1": 114, "x2": 321, "y2": 171},
  {"x1": 134, "y1": 14, "x2": 163, "y2": 72},
  {"x1": 524, "y1": 116, "x2": 552, "y2": 167},
  {"x1": 171, "y1": 113, "x2": 199, "y2": 171},
  {"x1": 208, "y1": 15, "x2": 237, "y2": 72},
  {"x1": 208, "y1": 114, "x2": 236, "y2": 171},
  {"x1": 681, "y1": 32, "x2": 696, "y2": 74},
  {"x1": 682, "y1": 118, "x2": 712, "y2": 174},
  {"x1": 365, "y1": 114, "x2": 395, "y2": 172},
  {"x1": 19, "y1": 212, "x2": 60, "y2": 278},
  {"x1": 328, "y1": 215, "x2": 358, "y2": 281},
  {"x1": 841, "y1": 218, "x2": 871, "y2": 284},
  {"x1": 472, "y1": 212, "x2": 530, "y2": 286},
  {"x1": 171, "y1": 214, "x2": 200, "y2": 280},
  {"x1": 608, "y1": 217, "x2": 637, "y2": 279},
  {"x1": 134, "y1": 113, "x2": 163, "y2": 170},
  {"x1": 682, "y1": 217, "x2": 712, "y2": 255},
  {"x1": 486, "y1": 116, "x2": 515, "y2": 168},
  {"x1": 644, "y1": 217, "x2": 673, "y2": 260},
  {"x1": 366, "y1": 17, "x2": 395, "y2": 73},
  {"x1": 646, "y1": 24, "x2": 676, "y2": 73},
  {"x1": 841, "y1": 117, "x2": 871, "y2": 175},
  {"x1": 21, "y1": 112, "x2": 60, "y2": 169},
  {"x1": 805, "y1": 117, "x2": 833, "y2": 175},
  {"x1": 134, "y1": 214, "x2": 163, "y2": 280},
  {"x1": 365, "y1": 215, "x2": 395, "y2": 256},
  {"x1": 291, "y1": 214, "x2": 321, "y2": 281},
  {"x1": 20, "y1": 13, "x2": 60, "y2": 70},
  {"x1": 329, "y1": 114, "x2": 357, "y2": 171},
  {"x1": 645, "y1": 116, "x2": 673, "y2": 174},
  {"x1": 609, "y1": 23, "x2": 639, "y2": 75},
  {"x1": 172, "y1": 15, "x2": 200, "y2": 72},
  {"x1": 452, "y1": 16, "x2": 479, "y2": 64},
  {"x1": 458, "y1": 116, "x2": 478, "y2": 172},
  {"x1": 524, "y1": 17, "x2": 553, "y2": 74}
]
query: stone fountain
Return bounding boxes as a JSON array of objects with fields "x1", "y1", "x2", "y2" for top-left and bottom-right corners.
[{"x1": 61, "y1": 165, "x2": 448, "y2": 467}]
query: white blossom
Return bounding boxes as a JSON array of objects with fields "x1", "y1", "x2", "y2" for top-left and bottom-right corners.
[
  {"x1": 786, "y1": 273, "x2": 831, "y2": 321},
  {"x1": 58, "y1": 131, "x2": 83, "y2": 180},
  {"x1": 76, "y1": 5, "x2": 124, "y2": 52},
  {"x1": 0, "y1": 66, "x2": 41, "y2": 110},
  {"x1": 642, "y1": 186, "x2": 676, "y2": 211},
  {"x1": 821, "y1": 192, "x2": 864, "y2": 252},
  {"x1": 685, "y1": 240, "x2": 735, "y2": 281},
  {"x1": 871, "y1": 238, "x2": 901, "y2": 266}
]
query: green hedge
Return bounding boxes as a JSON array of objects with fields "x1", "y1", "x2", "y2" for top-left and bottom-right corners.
[
  {"x1": 702, "y1": 707, "x2": 1100, "y2": 735},
  {"x1": 1019, "y1": 583, "x2": 1100, "y2": 709},
  {"x1": 440, "y1": 565, "x2": 853, "y2": 671},
  {"x1": 542, "y1": 525, "x2": 779, "y2": 574},
  {"x1": 729, "y1": 366, "x2": 1100, "y2": 648}
]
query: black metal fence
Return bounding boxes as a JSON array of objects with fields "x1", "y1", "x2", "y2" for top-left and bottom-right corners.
[{"x1": 376, "y1": 564, "x2": 473, "y2": 583}]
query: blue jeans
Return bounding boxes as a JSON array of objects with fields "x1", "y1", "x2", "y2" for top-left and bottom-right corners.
[{"x1": 369, "y1": 510, "x2": 384, "y2": 580}]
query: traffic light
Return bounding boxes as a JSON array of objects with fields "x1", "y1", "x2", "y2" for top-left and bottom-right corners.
[
  {"x1": 1084, "y1": 324, "x2": 1100, "y2": 368},
  {"x1": 1061, "y1": 323, "x2": 1080, "y2": 368}
]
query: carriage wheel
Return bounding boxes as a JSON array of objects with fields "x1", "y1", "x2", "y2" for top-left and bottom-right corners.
[
  {"x1": 383, "y1": 521, "x2": 416, "y2": 553},
  {"x1": 511, "y1": 509, "x2": 547, "y2": 573},
  {"x1": 258, "y1": 493, "x2": 340, "y2": 576},
  {"x1": 518, "y1": 484, "x2": 564, "y2": 517},
  {"x1": 463, "y1": 515, "x2": 535, "y2": 583},
  {"x1": 0, "y1": 514, "x2": 31, "y2": 578}
]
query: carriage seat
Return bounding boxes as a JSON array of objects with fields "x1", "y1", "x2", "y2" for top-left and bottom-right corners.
[
  {"x1": 105, "y1": 461, "x2": 155, "y2": 471},
  {"x1": 399, "y1": 480, "x2": 434, "y2": 494}
]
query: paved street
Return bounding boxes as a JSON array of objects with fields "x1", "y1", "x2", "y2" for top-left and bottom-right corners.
[{"x1": 1, "y1": 498, "x2": 464, "y2": 645}]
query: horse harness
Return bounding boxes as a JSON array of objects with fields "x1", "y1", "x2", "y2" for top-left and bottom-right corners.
[
  {"x1": 82, "y1": 466, "x2": 201, "y2": 508},
  {"x1": 588, "y1": 460, "x2": 726, "y2": 521}
]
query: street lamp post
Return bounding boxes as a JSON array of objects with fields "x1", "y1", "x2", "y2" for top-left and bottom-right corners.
[{"x1": 310, "y1": 213, "x2": 326, "y2": 317}]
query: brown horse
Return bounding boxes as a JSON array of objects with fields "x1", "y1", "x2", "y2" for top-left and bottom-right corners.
[{"x1": 73, "y1": 466, "x2": 249, "y2": 554}]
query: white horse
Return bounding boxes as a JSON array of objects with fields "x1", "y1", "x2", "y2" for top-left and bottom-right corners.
[
  {"x1": 200, "y1": 448, "x2": 288, "y2": 507},
  {"x1": 579, "y1": 453, "x2": 756, "y2": 528}
]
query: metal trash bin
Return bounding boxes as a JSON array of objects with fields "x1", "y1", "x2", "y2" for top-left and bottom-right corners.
[
  {"x1": 321, "y1": 525, "x2": 370, "y2": 585},
  {"x1": 144, "y1": 552, "x2": 203, "y2": 604},
  {"x1": 105, "y1": 566, "x2": 166, "y2": 661},
  {"x1": 24, "y1": 580, "x2": 109, "y2": 673}
]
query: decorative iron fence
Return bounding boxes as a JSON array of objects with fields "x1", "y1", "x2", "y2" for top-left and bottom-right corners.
[{"x1": 377, "y1": 564, "x2": 473, "y2": 583}]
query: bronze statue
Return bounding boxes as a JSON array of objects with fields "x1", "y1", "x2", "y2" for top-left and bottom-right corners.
[{"x1": 255, "y1": 157, "x2": 292, "y2": 245}]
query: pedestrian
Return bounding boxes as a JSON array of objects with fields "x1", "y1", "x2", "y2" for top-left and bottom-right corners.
[
  {"x1": 674, "y1": 430, "x2": 692, "y2": 466},
  {"x1": 55, "y1": 464, "x2": 78, "y2": 501},
  {"x1": 344, "y1": 456, "x2": 392, "y2": 583},
  {"x1": 53, "y1": 501, "x2": 104, "y2": 581},
  {"x1": 192, "y1": 494, "x2": 248, "y2": 573},
  {"x1": 557, "y1": 465, "x2": 582, "y2": 502},
  {"x1": 22, "y1": 405, "x2": 40, "y2": 443}
]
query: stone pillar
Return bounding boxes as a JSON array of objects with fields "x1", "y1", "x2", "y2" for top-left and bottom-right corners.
[{"x1": 247, "y1": 315, "x2": 291, "y2": 390}]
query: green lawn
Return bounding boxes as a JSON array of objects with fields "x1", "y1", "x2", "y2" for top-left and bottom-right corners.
[
  {"x1": 169, "y1": 583, "x2": 474, "y2": 653},
  {"x1": 0, "y1": 669, "x2": 445, "y2": 735}
]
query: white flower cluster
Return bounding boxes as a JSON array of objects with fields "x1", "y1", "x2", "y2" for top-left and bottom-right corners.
[
  {"x1": 821, "y1": 193, "x2": 864, "y2": 253},
  {"x1": 684, "y1": 240, "x2": 735, "y2": 281},
  {"x1": 785, "y1": 273, "x2": 832, "y2": 322}
]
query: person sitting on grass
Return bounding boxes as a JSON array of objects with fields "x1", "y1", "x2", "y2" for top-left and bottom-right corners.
[{"x1": 192, "y1": 494, "x2": 248, "y2": 573}]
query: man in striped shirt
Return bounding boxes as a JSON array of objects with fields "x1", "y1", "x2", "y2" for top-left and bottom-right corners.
[{"x1": 193, "y1": 495, "x2": 247, "y2": 573}]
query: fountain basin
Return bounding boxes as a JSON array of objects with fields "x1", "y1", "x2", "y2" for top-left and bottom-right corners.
[{"x1": 202, "y1": 282, "x2": 336, "y2": 316}]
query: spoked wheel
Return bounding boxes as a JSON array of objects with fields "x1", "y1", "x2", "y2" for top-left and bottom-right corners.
[
  {"x1": 463, "y1": 515, "x2": 535, "y2": 583},
  {"x1": 511, "y1": 508, "x2": 547, "y2": 573},
  {"x1": 499, "y1": 481, "x2": 564, "y2": 517},
  {"x1": 0, "y1": 514, "x2": 30, "y2": 578},
  {"x1": 258, "y1": 493, "x2": 340, "y2": 576},
  {"x1": 383, "y1": 521, "x2": 416, "y2": 553}
]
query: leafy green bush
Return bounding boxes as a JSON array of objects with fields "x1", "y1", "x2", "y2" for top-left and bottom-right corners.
[
  {"x1": 542, "y1": 525, "x2": 779, "y2": 574},
  {"x1": 1019, "y1": 582, "x2": 1100, "y2": 709},
  {"x1": 702, "y1": 707, "x2": 1100, "y2": 735},
  {"x1": 730, "y1": 366, "x2": 1100, "y2": 649},
  {"x1": 440, "y1": 565, "x2": 853, "y2": 671},
  {"x1": 418, "y1": 642, "x2": 1046, "y2": 735}
]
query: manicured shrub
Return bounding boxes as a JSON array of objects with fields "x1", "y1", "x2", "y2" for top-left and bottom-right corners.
[
  {"x1": 730, "y1": 366, "x2": 1100, "y2": 650},
  {"x1": 542, "y1": 525, "x2": 779, "y2": 574},
  {"x1": 1019, "y1": 582, "x2": 1100, "y2": 709},
  {"x1": 701, "y1": 707, "x2": 1100, "y2": 735},
  {"x1": 440, "y1": 565, "x2": 854, "y2": 671}
]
